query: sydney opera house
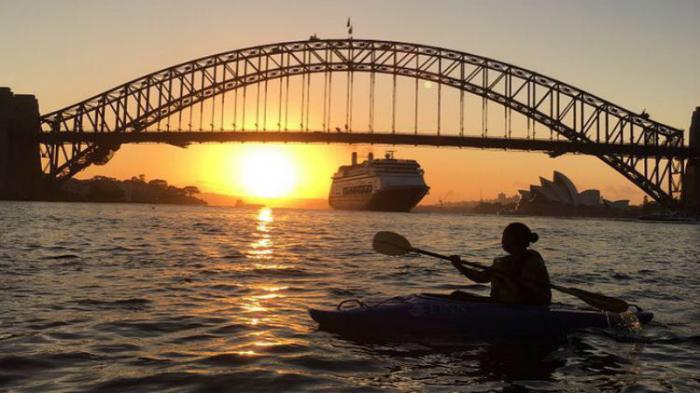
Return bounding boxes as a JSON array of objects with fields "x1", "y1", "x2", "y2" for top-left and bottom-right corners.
[{"x1": 517, "y1": 171, "x2": 629, "y2": 214}]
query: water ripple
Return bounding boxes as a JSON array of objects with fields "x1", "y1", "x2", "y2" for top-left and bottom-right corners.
[{"x1": 0, "y1": 201, "x2": 698, "y2": 392}]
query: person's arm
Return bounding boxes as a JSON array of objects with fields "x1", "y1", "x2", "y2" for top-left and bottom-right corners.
[{"x1": 448, "y1": 255, "x2": 492, "y2": 283}]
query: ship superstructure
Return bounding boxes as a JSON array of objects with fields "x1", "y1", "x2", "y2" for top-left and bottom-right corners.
[{"x1": 329, "y1": 151, "x2": 429, "y2": 212}]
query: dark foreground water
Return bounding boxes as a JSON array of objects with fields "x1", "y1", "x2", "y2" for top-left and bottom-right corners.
[{"x1": 1, "y1": 202, "x2": 699, "y2": 392}]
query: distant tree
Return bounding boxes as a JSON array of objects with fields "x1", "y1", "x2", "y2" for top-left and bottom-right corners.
[
  {"x1": 130, "y1": 174, "x2": 147, "y2": 184},
  {"x1": 148, "y1": 179, "x2": 168, "y2": 190},
  {"x1": 92, "y1": 175, "x2": 118, "y2": 182},
  {"x1": 87, "y1": 177, "x2": 124, "y2": 202},
  {"x1": 168, "y1": 185, "x2": 183, "y2": 196},
  {"x1": 182, "y1": 186, "x2": 200, "y2": 197}
]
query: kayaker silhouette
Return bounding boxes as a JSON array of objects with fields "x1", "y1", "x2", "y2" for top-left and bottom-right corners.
[{"x1": 449, "y1": 222, "x2": 552, "y2": 306}]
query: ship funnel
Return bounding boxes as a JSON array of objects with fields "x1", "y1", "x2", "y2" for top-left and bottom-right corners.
[
  {"x1": 351, "y1": 152, "x2": 357, "y2": 165},
  {"x1": 368, "y1": 153, "x2": 374, "y2": 161}
]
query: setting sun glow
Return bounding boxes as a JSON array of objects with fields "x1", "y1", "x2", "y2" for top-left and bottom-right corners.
[{"x1": 238, "y1": 147, "x2": 299, "y2": 198}]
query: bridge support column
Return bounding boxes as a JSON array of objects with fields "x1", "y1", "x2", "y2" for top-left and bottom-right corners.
[
  {"x1": 682, "y1": 107, "x2": 700, "y2": 212},
  {"x1": 0, "y1": 87, "x2": 43, "y2": 200}
]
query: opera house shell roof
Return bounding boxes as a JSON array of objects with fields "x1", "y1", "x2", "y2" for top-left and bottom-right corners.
[{"x1": 518, "y1": 171, "x2": 629, "y2": 208}]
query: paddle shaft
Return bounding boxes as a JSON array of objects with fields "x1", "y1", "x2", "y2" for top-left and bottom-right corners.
[
  {"x1": 412, "y1": 246, "x2": 555, "y2": 290},
  {"x1": 374, "y1": 231, "x2": 629, "y2": 312},
  {"x1": 411, "y1": 245, "x2": 629, "y2": 312}
]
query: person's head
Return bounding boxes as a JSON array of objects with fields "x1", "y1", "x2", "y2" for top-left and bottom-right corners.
[{"x1": 501, "y1": 222, "x2": 538, "y2": 255}]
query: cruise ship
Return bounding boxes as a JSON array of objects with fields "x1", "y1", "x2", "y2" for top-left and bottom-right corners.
[{"x1": 328, "y1": 151, "x2": 430, "y2": 212}]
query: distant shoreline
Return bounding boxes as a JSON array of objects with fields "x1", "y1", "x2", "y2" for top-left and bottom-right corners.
[{"x1": 1, "y1": 199, "x2": 696, "y2": 223}]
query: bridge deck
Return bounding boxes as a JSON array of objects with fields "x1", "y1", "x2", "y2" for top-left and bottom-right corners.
[{"x1": 37, "y1": 131, "x2": 698, "y2": 158}]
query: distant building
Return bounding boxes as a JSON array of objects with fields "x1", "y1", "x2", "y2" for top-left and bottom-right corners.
[
  {"x1": 517, "y1": 171, "x2": 629, "y2": 214},
  {"x1": 497, "y1": 192, "x2": 507, "y2": 204}
]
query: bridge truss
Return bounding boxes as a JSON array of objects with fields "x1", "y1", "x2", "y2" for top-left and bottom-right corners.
[{"x1": 39, "y1": 38, "x2": 691, "y2": 207}]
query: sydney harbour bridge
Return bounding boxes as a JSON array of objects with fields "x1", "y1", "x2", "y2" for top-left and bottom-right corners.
[{"x1": 0, "y1": 38, "x2": 698, "y2": 210}]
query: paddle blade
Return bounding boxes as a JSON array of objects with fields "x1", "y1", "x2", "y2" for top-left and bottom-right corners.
[
  {"x1": 553, "y1": 285, "x2": 629, "y2": 313},
  {"x1": 373, "y1": 231, "x2": 413, "y2": 256}
]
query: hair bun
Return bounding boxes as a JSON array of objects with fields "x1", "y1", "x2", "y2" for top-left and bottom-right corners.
[{"x1": 530, "y1": 232, "x2": 539, "y2": 244}]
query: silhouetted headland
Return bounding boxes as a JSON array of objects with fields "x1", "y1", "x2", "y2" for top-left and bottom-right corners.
[{"x1": 56, "y1": 175, "x2": 206, "y2": 205}]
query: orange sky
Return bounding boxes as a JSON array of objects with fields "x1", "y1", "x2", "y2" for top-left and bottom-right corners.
[
  {"x1": 2, "y1": 1, "x2": 698, "y2": 205},
  {"x1": 78, "y1": 142, "x2": 646, "y2": 205}
]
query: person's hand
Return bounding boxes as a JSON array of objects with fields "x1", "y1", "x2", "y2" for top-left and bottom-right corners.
[{"x1": 449, "y1": 255, "x2": 462, "y2": 267}]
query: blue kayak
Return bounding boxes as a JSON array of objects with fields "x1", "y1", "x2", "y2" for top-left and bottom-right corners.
[{"x1": 309, "y1": 293, "x2": 654, "y2": 338}]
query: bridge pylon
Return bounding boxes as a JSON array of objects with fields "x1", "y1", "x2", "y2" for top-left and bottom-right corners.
[
  {"x1": 0, "y1": 87, "x2": 44, "y2": 200},
  {"x1": 682, "y1": 107, "x2": 700, "y2": 211}
]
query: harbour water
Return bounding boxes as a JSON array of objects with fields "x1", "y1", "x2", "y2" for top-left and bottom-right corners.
[{"x1": 1, "y1": 201, "x2": 699, "y2": 392}]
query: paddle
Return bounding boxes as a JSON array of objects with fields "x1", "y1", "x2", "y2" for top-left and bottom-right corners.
[{"x1": 372, "y1": 231, "x2": 629, "y2": 313}]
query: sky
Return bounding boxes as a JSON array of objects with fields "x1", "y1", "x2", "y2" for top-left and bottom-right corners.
[{"x1": 1, "y1": 0, "x2": 699, "y2": 205}]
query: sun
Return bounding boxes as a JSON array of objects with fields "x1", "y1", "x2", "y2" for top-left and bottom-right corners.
[{"x1": 238, "y1": 147, "x2": 298, "y2": 198}]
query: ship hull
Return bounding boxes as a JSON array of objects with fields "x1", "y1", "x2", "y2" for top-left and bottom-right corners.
[{"x1": 329, "y1": 185, "x2": 429, "y2": 212}]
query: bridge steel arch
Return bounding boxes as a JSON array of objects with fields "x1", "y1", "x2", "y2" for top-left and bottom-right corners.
[{"x1": 39, "y1": 38, "x2": 687, "y2": 207}]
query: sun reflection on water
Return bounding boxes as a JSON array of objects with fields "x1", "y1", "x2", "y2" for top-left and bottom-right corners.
[
  {"x1": 257, "y1": 207, "x2": 273, "y2": 225},
  {"x1": 252, "y1": 293, "x2": 281, "y2": 300},
  {"x1": 201, "y1": 206, "x2": 299, "y2": 356},
  {"x1": 249, "y1": 207, "x2": 274, "y2": 259},
  {"x1": 242, "y1": 303, "x2": 268, "y2": 313},
  {"x1": 240, "y1": 207, "x2": 290, "y2": 331},
  {"x1": 234, "y1": 350, "x2": 257, "y2": 356}
]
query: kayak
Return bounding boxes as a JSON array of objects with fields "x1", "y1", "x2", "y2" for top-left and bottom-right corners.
[{"x1": 309, "y1": 292, "x2": 654, "y2": 339}]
